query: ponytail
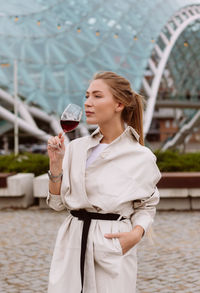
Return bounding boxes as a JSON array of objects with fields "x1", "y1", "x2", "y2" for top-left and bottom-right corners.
[{"x1": 122, "y1": 92, "x2": 145, "y2": 146}]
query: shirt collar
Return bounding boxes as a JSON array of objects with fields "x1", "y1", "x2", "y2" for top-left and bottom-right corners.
[{"x1": 91, "y1": 125, "x2": 140, "y2": 142}]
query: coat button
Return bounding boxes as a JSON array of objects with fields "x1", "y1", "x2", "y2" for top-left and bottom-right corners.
[{"x1": 101, "y1": 152, "x2": 108, "y2": 158}]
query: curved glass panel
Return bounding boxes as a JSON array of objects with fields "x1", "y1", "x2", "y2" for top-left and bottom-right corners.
[{"x1": 0, "y1": 0, "x2": 200, "y2": 115}]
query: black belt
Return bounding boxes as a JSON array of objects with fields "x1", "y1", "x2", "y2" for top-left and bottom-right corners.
[{"x1": 70, "y1": 209, "x2": 125, "y2": 293}]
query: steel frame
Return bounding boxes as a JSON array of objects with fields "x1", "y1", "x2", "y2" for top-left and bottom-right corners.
[{"x1": 143, "y1": 5, "x2": 200, "y2": 137}]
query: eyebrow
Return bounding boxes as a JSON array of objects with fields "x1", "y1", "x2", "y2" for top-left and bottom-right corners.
[{"x1": 86, "y1": 90, "x2": 103, "y2": 94}]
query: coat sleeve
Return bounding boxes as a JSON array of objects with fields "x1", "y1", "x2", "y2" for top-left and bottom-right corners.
[
  {"x1": 131, "y1": 187, "x2": 160, "y2": 233},
  {"x1": 130, "y1": 150, "x2": 161, "y2": 234},
  {"x1": 46, "y1": 191, "x2": 66, "y2": 211}
]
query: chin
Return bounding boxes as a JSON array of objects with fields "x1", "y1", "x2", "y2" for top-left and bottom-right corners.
[{"x1": 86, "y1": 118, "x2": 97, "y2": 125}]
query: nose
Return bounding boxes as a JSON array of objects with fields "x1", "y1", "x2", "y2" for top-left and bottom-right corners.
[{"x1": 84, "y1": 96, "x2": 92, "y2": 107}]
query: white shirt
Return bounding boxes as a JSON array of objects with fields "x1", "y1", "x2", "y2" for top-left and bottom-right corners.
[{"x1": 86, "y1": 143, "x2": 108, "y2": 168}]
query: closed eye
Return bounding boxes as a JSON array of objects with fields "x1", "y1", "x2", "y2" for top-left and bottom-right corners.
[{"x1": 85, "y1": 95, "x2": 102, "y2": 98}]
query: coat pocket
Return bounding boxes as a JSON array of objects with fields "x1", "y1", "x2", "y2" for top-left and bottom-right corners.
[
  {"x1": 93, "y1": 233, "x2": 122, "y2": 278},
  {"x1": 115, "y1": 219, "x2": 138, "y2": 257}
]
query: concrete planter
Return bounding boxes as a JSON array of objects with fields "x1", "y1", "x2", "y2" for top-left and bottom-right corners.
[
  {"x1": 0, "y1": 173, "x2": 34, "y2": 208},
  {"x1": 1, "y1": 172, "x2": 200, "y2": 210},
  {"x1": 33, "y1": 174, "x2": 48, "y2": 208},
  {"x1": 157, "y1": 172, "x2": 200, "y2": 210}
]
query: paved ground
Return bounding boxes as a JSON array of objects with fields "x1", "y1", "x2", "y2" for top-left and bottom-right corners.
[{"x1": 0, "y1": 208, "x2": 199, "y2": 293}]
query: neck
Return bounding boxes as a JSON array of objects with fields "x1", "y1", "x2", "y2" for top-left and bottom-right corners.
[{"x1": 99, "y1": 120, "x2": 125, "y2": 144}]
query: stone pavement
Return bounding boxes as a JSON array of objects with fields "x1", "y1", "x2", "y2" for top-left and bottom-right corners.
[{"x1": 0, "y1": 208, "x2": 199, "y2": 293}]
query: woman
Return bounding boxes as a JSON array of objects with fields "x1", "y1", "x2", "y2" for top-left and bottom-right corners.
[{"x1": 47, "y1": 71, "x2": 161, "y2": 293}]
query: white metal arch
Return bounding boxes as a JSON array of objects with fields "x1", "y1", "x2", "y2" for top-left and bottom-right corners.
[
  {"x1": 161, "y1": 109, "x2": 200, "y2": 151},
  {"x1": 143, "y1": 5, "x2": 200, "y2": 137}
]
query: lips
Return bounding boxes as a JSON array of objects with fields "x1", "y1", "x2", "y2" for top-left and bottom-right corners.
[{"x1": 85, "y1": 111, "x2": 94, "y2": 115}]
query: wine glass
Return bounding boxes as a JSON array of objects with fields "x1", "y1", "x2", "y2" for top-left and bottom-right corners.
[
  {"x1": 48, "y1": 104, "x2": 82, "y2": 148},
  {"x1": 60, "y1": 104, "x2": 82, "y2": 132}
]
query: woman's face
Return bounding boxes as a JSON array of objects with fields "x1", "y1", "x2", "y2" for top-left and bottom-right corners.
[{"x1": 85, "y1": 79, "x2": 123, "y2": 125}]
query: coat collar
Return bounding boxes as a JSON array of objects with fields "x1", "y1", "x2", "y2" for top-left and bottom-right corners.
[{"x1": 90, "y1": 125, "x2": 140, "y2": 142}]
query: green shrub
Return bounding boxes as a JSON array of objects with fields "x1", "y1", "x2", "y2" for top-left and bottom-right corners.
[
  {"x1": 0, "y1": 153, "x2": 49, "y2": 176},
  {"x1": 0, "y1": 150, "x2": 200, "y2": 174},
  {"x1": 154, "y1": 150, "x2": 200, "y2": 172}
]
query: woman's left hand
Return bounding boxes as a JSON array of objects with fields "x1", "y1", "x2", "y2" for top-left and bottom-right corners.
[{"x1": 104, "y1": 225, "x2": 144, "y2": 255}]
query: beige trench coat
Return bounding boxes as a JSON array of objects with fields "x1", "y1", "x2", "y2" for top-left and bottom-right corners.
[{"x1": 47, "y1": 126, "x2": 161, "y2": 293}]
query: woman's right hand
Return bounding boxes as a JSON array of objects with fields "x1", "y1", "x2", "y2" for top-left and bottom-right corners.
[{"x1": 47, "y1": 133, "x2": 65, "y2": 167}]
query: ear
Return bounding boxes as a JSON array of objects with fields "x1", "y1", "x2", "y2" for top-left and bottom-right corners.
[{"x1": 115, "y1": 102, "x2": 125, "y2": 112}]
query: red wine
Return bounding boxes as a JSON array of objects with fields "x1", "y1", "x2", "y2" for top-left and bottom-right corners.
[{"x1": 60, "y1": 120, "x2": 79, "y2": 132}]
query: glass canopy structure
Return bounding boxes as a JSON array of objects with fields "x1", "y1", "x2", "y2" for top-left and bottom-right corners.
[{"x1": 0, "y1": 0, "x2": 200, "y2": 147}]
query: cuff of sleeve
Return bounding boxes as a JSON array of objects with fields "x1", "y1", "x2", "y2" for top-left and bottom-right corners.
[
  {"x1": 46, "y1": 191, "x2": 65, "y2": 211},
  {"x1": 46, "y1": 191, "x2": 61, "y2": 203},
  {"x1": 131, "y1": 214, "x2": 153, "y2": 235}
]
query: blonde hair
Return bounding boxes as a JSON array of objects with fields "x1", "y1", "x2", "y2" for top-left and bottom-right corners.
[{"x1": 92, "y1": 71, "x2": 145, "y2": 145}]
